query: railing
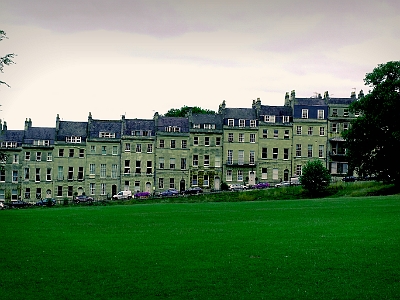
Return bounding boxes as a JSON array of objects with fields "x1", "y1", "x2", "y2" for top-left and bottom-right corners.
[{"x1": 225, "y1": 160, "x2": 256, "y2": 167}]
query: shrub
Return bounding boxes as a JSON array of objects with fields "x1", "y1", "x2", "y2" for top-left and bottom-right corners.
[{"x1": 300, "y1": 160, "x2": 331, "y2": 196}]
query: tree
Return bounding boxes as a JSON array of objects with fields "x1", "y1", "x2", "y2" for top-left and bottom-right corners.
[
  {"x1": 299, "y1": 160, "x2": 331, "y2": 195},
  {"x1": 0, "y1": 30, "x2": 16, "y2": 163},
  {"x1": 343, "y1": 61, "x2": 400, "y2": 184},
  {"x1": 0, "y1": 30, "x2": 16, "y2": 87},
  {"x1": 164, "y1": 105, "x2": 215, "y2": 117}
]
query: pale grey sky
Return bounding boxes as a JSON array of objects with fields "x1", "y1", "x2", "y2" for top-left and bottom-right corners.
[{"x1": 1, "y1": 0, "x2": 399, "y2": 129}]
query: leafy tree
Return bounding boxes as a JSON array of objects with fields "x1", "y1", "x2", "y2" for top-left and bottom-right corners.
[
  {"x1": 299, "y1": 160, "x2": 331, "y2": 195},
  {"x1": 164, "y1": 105, "x2": 215, "y2": 117},
  {"x1": 343, "y1": 61, "x2": 400, "y2": 184},
  {"x1": 0, "y1": 30, "x2": 15, "y2": 163},
  {"x1": 0, "y1": 30, "x2": 16, "y2": 87}
]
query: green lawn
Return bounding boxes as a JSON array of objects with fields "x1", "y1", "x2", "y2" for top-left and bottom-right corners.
[{"x1": 1, "y1": 195, "x2": 400, "y2": 299}]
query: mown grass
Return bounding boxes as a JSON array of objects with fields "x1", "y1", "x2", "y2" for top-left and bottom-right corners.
[{"x1": 1, "y1": 193, "x2": 400, "y2": 299}]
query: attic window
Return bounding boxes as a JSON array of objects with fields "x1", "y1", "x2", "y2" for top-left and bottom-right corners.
[
  {"x1": 165, "y1": 126, "x2": 181, "y2": 132},
  {"x1": 250, "y1": 120, "x2": 256, "y2": 127},
  {"x1": 204, "y1": 124, "x2": 215, "y2": 129},
  {"x1": 283, "y1": 116, "x2": 290, "y2": 123},
  {"x1": 99, "y1": 132, "x2": 115, "y2": 138},
  {"x1": 66, "y1": 136, "x2": 82, "y2": 143},
  {"x1": 193, "y1": 124, "x2": 200, "y2": 129},
  {"x1": 33, "y1": 140, "x2": 50, "y2": 146},
  {"x1": 264, "y1": 115, "x2": 275, "y2": 123},
  {"x1": 1, "y1": 141, "x2": 17, "y2": 148},
  {"x1": 227, "y1": 119, "x2": 234, "y2": 127}
]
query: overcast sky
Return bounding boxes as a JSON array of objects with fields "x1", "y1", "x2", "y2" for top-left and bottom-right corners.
[{"x1": 1, "y1": 0, "x2": 399, "y2": 129}]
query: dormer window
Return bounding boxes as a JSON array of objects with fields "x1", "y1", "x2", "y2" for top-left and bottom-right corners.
[
  {"x1": 193, "y1": 124, "x2": 200, "y2": 129},
  {"x1": 250, "y1": 120, "x2": 256, "y2": 127},
  {"x1": 204, "y1": 124, "x2": 215, "y2": 129},
  {"x1": 99, "y1": 132, "x2": 115, "y2": 138},
  {"x1": 318, "y1": 110, "x2": 324, "y2": 120},
  {"x1": 227, "y1": 119, "x2": 234, "y2": 127},
  {"x1": 1, "y1": 141, "x2": 17, "y2": 148},
  {"x1": 239, "y1": 119, "x2": 245, "y2": 127},
  {"x1": 302, "y1": 109, "x2": 309, "y2": 119},
  {"x1": 283, "y1": 116, "x2": 290, "y2": 123},
  {"x1": 165, "y1": 126, "x2": 181, "y2": 132},
  {"x1": 264, "y1": 115, "x2": 275, "y2": 123},
  {"x1": 66, "y1": 136, "x2": 82, "y2": 143},
  {"x1": 33, "y1": 140, "x2": 50, "y2": 146}
]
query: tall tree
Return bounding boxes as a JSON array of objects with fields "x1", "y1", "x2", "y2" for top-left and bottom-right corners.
[
  {"x1": 0, "y1": 30, "x2": 16, "y2": 87},
  {"x1": 343, "y1": 61, "x2": 400, "y2": 184},
  {"x1": 164, "y1": 105, "x2": 215, "y2": 117}
]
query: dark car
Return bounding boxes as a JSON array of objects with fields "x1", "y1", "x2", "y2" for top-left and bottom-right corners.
[
  {"x1": 254, "y1": 182, "x2": 270, "y2": 189},
  {"x1": 8, "y1": 200, "x2": 31, "y2": 208},
  {"x1": 134, "y1": 191, "x2": 151, "y2": 199},
  {"x1": 160, "y1": 189, "x2": 179, "y2": 197},
  {"x1": 73, "y1": 195, "x2": 94, "y2": 204},
  {"x1": 35, "y1": 198, "x2": 57, "y2": 206},
  {"x1": 183, "y1": 187, "x2": 203, "y2": 195},
  {"x1": 342, "y1": 176, "x2": 356, "y2": 182}
]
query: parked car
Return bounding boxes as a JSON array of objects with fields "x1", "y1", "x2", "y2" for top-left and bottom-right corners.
[
  {"x1": 73, "y1": 195, "x2": 94, "y2": 204},
  {"x1": 112, "y1": 191, "x2": 132, "y2": 200},
  {"x1": 254, "y1": 182, "x2": 270, "y2": 189},
  {"x1": 8, "y1": 200, "x2": 31, "y2": 208},
  {"x1": 160, "y1": 189, "x2": 179, "y2": 197},
  {"x1": 134, "y1": 191, "x2": 151, "y2": 199},
  {"x1": 0, "y1": 201, "x2": 5, "y2": 209},
  {"x1": 183, "y1": 187, "x2": 203, "y2": 195},
  {"x1": 35, "y1": 198, "x2": 57, "y2": 206},
  {"x1": 275, "y1": 181, "x2": 291, "y2": 188},
  {"x1": 342, "y1": 176, "x2": 356, "y2": 182},
  {"x1": 229, "y1": 184, "x2": 247, "y2": 191}
]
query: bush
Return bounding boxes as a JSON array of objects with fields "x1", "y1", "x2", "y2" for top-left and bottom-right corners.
[{"x1": 300, "y1": 160, "x2": 331, "y2": 196}]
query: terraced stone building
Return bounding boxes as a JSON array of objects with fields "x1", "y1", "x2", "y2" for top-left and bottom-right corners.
[{"x1": 0, "y1": 90, "x2": 360, "y2": 202}]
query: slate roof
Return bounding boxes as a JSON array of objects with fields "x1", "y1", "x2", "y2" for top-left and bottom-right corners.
[
  {"x1": 24, "y1": 127, "x2": 56, "y2": 144},
  {"x1": 124, "y1": 119, "x2": 155, "y2": 135},
  {"x1": 157, "y1": 117, "x2": 189, "y2": 132},
  {"x1": 223, "y1": 108, "x2": 256, "y2": 119},
  {"x1": 295, "y1": 98, "x2": 327, "y2": 106},
  {"x1": 57, "y1": 121, "x2": 88, "y2": 141},
  {"x1": 0, "y1": 130, "x2": 25, "y2": 144},
  {"x1": 328, "y1": 98, "x2": 357, "y2": 105},
  {"x1": 190, "y1": 114, "x2": 223, "y2": 129},
  {"x1": 259, "y1": 105, "x2": 292, "y2": 116},
  {"x1": 88, "y1": 119, "x2": 122, "y2": 139}
]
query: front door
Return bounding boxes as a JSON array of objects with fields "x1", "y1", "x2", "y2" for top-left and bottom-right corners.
[
  {"x1": 248, "y1": 171, "x2": 256, "y2": 185},
  {"x1": 180, "y1": 179, "x2": 185, "y2": 192},
  {"x1": 214, "y1": 176, "x2": 220, "y2": 190},
  {"x1": 145, "y1": 182, "x2": 151, "y2": 193},
  {"x1": 112, "y1": 185, "x2": 117, "y2": 197}
]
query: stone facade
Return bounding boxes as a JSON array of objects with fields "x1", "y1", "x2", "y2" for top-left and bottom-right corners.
[{"x1": 0, "y1": 91, "x2": 359, "y2": 202}]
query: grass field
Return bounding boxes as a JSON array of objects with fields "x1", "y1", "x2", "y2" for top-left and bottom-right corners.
[{"x1": 1, "y1": 195, "x2": 400, "y2": 299}]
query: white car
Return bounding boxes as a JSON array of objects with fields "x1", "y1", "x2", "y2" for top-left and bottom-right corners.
[
  {"x1": 229, "y1": 184, "x2": 247, "y2": 191},
  {"x1": 275, "y1": 181, "x2": 291, "y2": 188},
  {"x1": 112, "y1": 191, "x2": 132, "y2": 200}
]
